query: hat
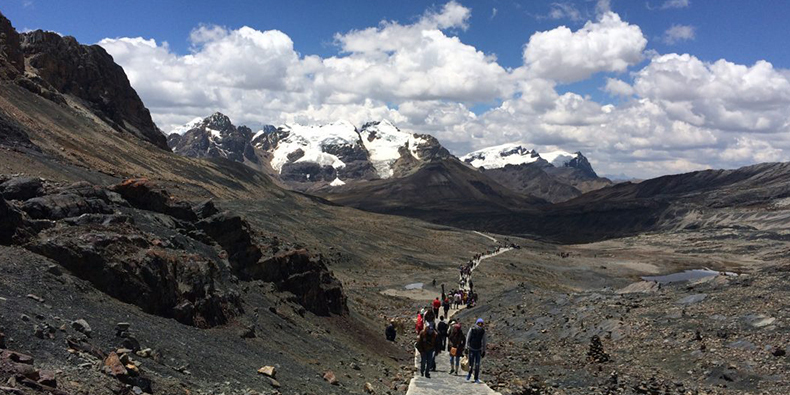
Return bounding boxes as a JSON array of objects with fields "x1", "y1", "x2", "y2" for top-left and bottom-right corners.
[{"x1": 476, "y1": 318, "x2": 484, "y2": 325}]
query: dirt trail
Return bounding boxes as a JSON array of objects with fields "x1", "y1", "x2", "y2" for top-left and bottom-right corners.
[{"x1": 406, "y1": 232, "x2": 508, "y2": 395}]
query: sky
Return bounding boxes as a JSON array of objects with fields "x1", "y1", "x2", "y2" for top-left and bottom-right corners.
[{"x1": 4, "y1": 0, "x2": 790, "y2": 178}]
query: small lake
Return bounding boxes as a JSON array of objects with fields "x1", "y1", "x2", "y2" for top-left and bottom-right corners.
[
  {"x1": 405, "y1": 282, "x2": 424, "y2": 290},
  {"x1": 642, "y1": 269, "x2": 737, "y2": 284}
]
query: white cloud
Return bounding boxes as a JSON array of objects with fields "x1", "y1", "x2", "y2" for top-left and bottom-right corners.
[
  {"x1": 660, "y1": 0, "x2": 690, "y2": 10},
  {"x1": 604, "y1": 78, "x2": 635, "y2": 97},
  {"x1": 662, "y1": 24, "x2": 695, "y2": 44},
  {"x1": 522, "y1": 12, "x2": 647, "y2": 83},
  {"x1": 546, "y1": 3, "x2": 583, "y2": 21},
  {"x1": 98, "y1": 3, "x2": 789, "y2": 179}
]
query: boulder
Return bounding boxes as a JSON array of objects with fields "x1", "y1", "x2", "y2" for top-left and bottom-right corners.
[
  {"x1": 323, "y1": 370, "x2": 339, "y2": 385},
  {"x1": 22, "y1": 193, "x2": 112, "y2": 220},
  {"x1": 27, "y1": 227, "x2": 242, "y2": 328},
  {"x1": 257, "y1": 365, "x2": 276, "y2": 378},
  {"x1": 0, "y1": 177, "x2": 43, "y2": 200},
  {"x1": 110, "y1": 178, "x2": 197, "y2": 221},
  {"x1": 193, "y1": 199, "x2": 219, "y2": 219},
  {"x1": 71, "y1": 319, "x2": 91, "y2": 336},
  {"x1": 0, "y1": 197, "x2": 29, "y2": 244},
  {"x1": 103, "y1": 352, "x2": 127, "y2": 378},
  {"x1": 196, "y1": 212, "x2": 261, "y2": 273},
  {"x1": 246, "y1": 249, "x2": 348, "y2": 316}
]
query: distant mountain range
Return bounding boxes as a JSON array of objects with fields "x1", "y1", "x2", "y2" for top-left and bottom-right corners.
[{"x1": 164, "y1": 114, "x2": 611, "y2": 203}]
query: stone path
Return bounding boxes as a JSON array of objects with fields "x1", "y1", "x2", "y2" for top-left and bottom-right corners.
[{"x1": 405, "y1": 232, "x2": 508, "y2": 395}]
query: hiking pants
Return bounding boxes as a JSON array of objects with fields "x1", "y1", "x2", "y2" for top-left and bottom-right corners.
[
  {"x1": 467, "y1": 350, "x2": 482, "y2": 381},
  {"x1": 450, "y1": 354, "x2": 460, "y2": 371},
  {"x1": 420, "y1": 350, "x2": 434, "y2": 375}
]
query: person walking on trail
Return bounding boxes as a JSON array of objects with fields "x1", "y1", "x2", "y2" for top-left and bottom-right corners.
[
  {"x1": 431, "y1": 316, "x2": 448, "y2": 371},
  {"x1": 416, "y1": 324, "x2": 437, "y2": 378},
  {"x1": 454, "y1": 292, "x2": 462, "y2": 309},
  {"x1": 432, "y1": 297, "x2": 441, "y2": 318},
  {"x1": 386, "y1": 319, "x2": 397, "y2": 341},
  {"x1": 415, "y1": 312, "x2": 424, "y2": 334},
  {"x1": 447, "y1": 321, "x2": 465, "y2": 375},
  {"x1": 442, "y1": 296, "x2": 450, "y2": 317},
  {"x1": 465, "y1": 318, "x2": 487, "y2": 383}
]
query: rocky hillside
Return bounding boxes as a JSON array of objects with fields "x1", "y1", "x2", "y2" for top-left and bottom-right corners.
[
  {"x1": 167, "y1": 113, "x2": 260, "y2": 165},
  {"x1": 0, "y1": 12, "x2": 167, "y2": 150},
  {"x1": 462, "y1": 143, "x2": 613, "y2": 203}
]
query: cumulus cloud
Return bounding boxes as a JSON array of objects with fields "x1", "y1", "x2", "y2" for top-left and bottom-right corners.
[
  {"x1": 99, "y1": 2, "x2": 789, "y2": 178},
  {"x1": 522, "y1": 12, "x2": 647, "y2": 83},
  {"x1": 545, "y1": 3, "x2": 583, "y2": 21},
  {"x1": 662, "y1": 24, "x2": 695, "y2": 44}
]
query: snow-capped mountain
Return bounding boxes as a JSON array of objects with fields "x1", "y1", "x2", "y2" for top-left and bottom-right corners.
[
  {"x1": 167, "y1": 113, "x2": 259, "y2": 164},
  {"x1": 461, "y1": 143, "x2": 598, "y2": 178},
  {"x1": 167, "y1": 114, "x2": 452, "y2": 188},
  {"x1": 461, "y1": 143, "x2": 610, "y2": 203}
]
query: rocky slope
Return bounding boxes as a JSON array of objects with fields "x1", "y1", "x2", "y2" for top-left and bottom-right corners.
[{"x1": 167, "y1": 113, "x2": 259, "y2": 164}]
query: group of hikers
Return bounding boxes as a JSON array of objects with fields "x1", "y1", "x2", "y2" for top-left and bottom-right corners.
[{"x1": 392, "y1": 244, "x2": 495, "y2": 384}]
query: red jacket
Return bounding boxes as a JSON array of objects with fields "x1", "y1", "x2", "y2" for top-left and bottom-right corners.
[
  {"x1": 415, "y1": 314, "x2": 424, "y2": 334},
  {"x1": 432, "y1": 299, "x2": 441, "y2": 309}
]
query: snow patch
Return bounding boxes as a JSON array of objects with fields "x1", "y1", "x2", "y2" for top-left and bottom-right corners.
[
  {"x1": 329, "y1": 177, "x2": 346, "y2": 187},
  {"x1": 461, "y1": 143, "x2": 540, "y2": 169},
  {"x1": 360, "y1": 120, "x2": 413, "y2": 178},
  {"x1": 269, "y1": 121, "x2": 359, "y2": 173},
  {"x1": 541, "y1": 150, "x2": 578, "y2": 167},
  {"x1": 168, "y1": 117, "x2": 203, "y2": 135}
]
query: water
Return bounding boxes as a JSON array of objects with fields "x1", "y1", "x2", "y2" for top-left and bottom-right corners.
[
  {"x1": 405, "y1": 282, "x2": 424, "y2": 290},
  {"x1": 642, "y1": 269, "x2": 737, "y2": 284}
]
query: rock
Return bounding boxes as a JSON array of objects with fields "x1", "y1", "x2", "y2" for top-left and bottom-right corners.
[
  {"x1": 37, "y1": 370, "x2": 56, "y2": 387},
  {"x1": 110, "y1": 178, "x2": 197, "y2": 221},
  {"x1": 1, "y1": 350, "x2": 34, "y2": 364},
  {"x1": 0, "y1": 197, "x2": 31, "y2": 244},
  {"x1": 122, "y1": 336, "x2": 141, "y2": 352},
  {"x1": 20, "y1": 30, "x2": 169, "y2": 149},
  {"x1": 246, "y1": 249, "x2": 348, "y2": 316},
  {"x1": 115, "y1": 322, "x2": 131, "y2": 333},
  {"x1": 350, "y1": 362, "x2": 361, "y2": 370},
  {"x1": 364, "y1": 382, "x2": 375, "y2": 393},
  {"x1": 0, "y1": 331, "x2": 5, "y2": 348},
  {"x1": 135, "y1": 348, "x2": 152, "y2": 358},
  {"x1": 772, "y1": 348, "x2": 786, "y2": 357},
  {"x1": 676, "y1": 294, "x2": 707, "y2": 305},
  {"x1": 257, "y1": 366, "x2": 276, "y2": 379},
  {"x1": 587, "y1": 335, "x2": 610, "y2": 363},
  {"x1": 21, "y1": 193, "x2": 113, "y2": 220},
  {"x1": 0, "y1": 177, "x2": 43, "y2": 201},
  {"x1": 268, "y1": 378, "x2": 281, "y2": 388},
  {"x1": 71, "y1": 319, "x2": 91, "y2": 336},
  {"x1": 33, "y1": 325, "x2": 44, "y2": 339},
  {"x1": 0, "y1": 12, "x2": 25, "y2": 78},
  {"x1": 397, "y1": 384, "x2": 408, "y2": 392},
  {"x1": 239, "y1": 325, "x2": 256, "y2": 339},
  {"x1": 26, "y1": 294, "x2": 44, "y2": 303},
  {"x1": 615, "y1": 281, "x2": 659, "y2": 294},
  {"x1": 27, "y1": 228, "x2": 242, "y2": 328},
  {"x1": 193, "y1": 199, "x2": 219, "y2": 219},
  {"x1": 744, "y1": 314, "x2": 776, "y2": 328},
  {"x1": 195, "y1": 211, "x2": 262, "y2": 273},
  {"x1": 103, "y1": 352, "x2": 128, "y2": 378},
  {"x1": 323, "y1": 370, "x2": 339, "y2": 385}
]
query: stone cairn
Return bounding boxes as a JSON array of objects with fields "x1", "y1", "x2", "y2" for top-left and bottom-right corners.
[{"x1": 587, "y1": 335, "x2": 610, "y2": 363}]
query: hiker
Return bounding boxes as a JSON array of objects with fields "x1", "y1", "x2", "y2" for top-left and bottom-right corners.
[
  {"x1": 415, "y1": 312, "x2": 424, "y2": 334},
  {"x1": 442, "y1": 296, "x2": 450, "y2": 317},
  {"x1": 432, "y1": 297, "x2": 441, "y2": 318},
  {"x1": 465, "y1": 318, "x2": 487, "y2": 383},
  {"x1": 430, "y1": 315, "x2": 448, "y2": 371},
  {"x1": 416, "y1": 324, "x2": 437, "y2": 378},
  {"x1": 447, "y1": 320, "x2": 465, "y2": 375},
  {"x1": 454, "y1": 292, "x2": 462, "y2": 309},
  {"x1": 423, "y1": 309, "x2": 435, "y2": 330},
  {"x1": 386, "y1": 320, "x2": 397, "y2": 341}
]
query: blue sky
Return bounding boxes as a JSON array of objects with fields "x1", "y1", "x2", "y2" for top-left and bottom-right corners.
[{"x1": 3, "y1": 0, "x2": 790, "y2": 178}]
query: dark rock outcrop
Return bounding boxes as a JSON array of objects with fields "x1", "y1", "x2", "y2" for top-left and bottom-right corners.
[
  {"x1": 22, "y1": 193, "x2": 113, "y2": 220},
  {"x1": 249, "y1": 249, "x2": 348, "y2": 316},
  {"x1": 109, "y1": 178, "x2": 197, "y2": 221},
  {"x1": 0, "y1": 197, "x2": 28, "y2": 244},
  {"x1": 0, "y1": 177, "x2": 43, "y2": 201},
  {"x1": 26, "y1": 227, "x2": 242, "y2": 327},
  {"x1": 0, "y1": 12, "x2": 24, "y2": 78},
  {"x1": 19, "y1": 30, "x2": 168, "y2": 150},
  {"x1": 196, "y1": 211, "x2": 262, "y2": 274}
]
